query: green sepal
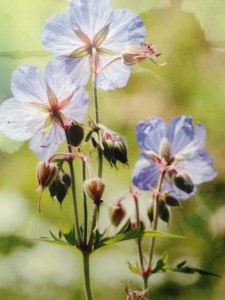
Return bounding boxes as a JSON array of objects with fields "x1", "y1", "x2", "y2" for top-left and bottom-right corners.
[
  {"x1": 153, "y1": 252, "x2": 169, "y2": 273},
  {"x1": 60, "y1": 225, "x2": 77, "y2": 246},
  {"x1": 128, "y1": 261, "x2": 141, "y2": 275}
]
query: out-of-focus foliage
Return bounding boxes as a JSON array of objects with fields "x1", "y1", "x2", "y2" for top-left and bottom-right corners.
[{"x1": 0, "y1": 1, "x2": 225, "y2": 300}]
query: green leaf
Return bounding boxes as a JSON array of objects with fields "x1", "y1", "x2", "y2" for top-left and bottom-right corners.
[
  {"x1": 0, "y1": 235, "x2": 33, "y2": 255},
  {"x1": 153, "y1": 260, "x2": 221, "y2": 277},
  {"x1": 153, "y1": 252, "x2": 169, "y2": 273},
  {"x1": 116, "y1": 218, "x2": 131, "y2": 235},
  {"x1": 94, "y1": 229, "x2": 184, "y2": 250},
  {"x1": 31, "y1": 230, "x2": 72, "y2": 247},
  {"x1": 128, "y1": 261, "x2": 141, "y2": 275}
]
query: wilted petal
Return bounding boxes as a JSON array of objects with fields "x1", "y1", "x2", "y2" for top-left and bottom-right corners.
[
  {"x1": 104, "y1": 9, "x2": 146, "y2": 53},
  {"x1": 176, "y1": 150, "x2": 217, "y2": 185},
  {"x1": 136, "y1": 117, "x2": 167, "y2": 152},
  {"x1": 42, "y1": 13, "x2": 82, "y2": 57},
  {"x1": 69, "y1": 0, "x2": 113, "y2": 37},
  {"x1": 0, "y1": 98, "x2": 35, "y2": 141},
  {"x1": 29, "y1": 124, "x2": 65, "y2": 160},
  {"x1": 168, "y1": 116, "x2": 206, "y2": 156},
  {"x1": 132, "y1": 154, "x2": 160, "y2": 190},
  {"x1": 97, "y1": 56, "x2": 130, "y2": 90},
  {"x1": 11, "y1": 65, "x2": 48, "y2": 104}
]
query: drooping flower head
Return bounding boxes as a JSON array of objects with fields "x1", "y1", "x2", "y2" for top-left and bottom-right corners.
[
  {"x1": 132, "y1": 116, "x2": 217, "y2": 200},
  {"x1": 41, "y1": 0, "x2": 146, "y2": 90},
  {"x1": 0, "y1": 64, "x2": 89, "y2": 160}
]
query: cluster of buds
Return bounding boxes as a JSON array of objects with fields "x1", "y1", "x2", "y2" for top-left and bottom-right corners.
[
  {"x1": 148, "y1": 191, "x2": 180, "y2": 224},
  {"x1": 89, "y1": 123, "x2": 128, "y2": 167}
]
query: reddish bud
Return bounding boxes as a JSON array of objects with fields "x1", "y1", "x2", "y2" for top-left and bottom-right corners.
[
  {"x1": 36, "y1": 161, "x2": 58, "y2": 192},
  {"x1": 83, "y1": 177, "x2": 105, "y2": 205},
  {"x1": 109, "y1": 202, "x2": 126, "y2": 227}
]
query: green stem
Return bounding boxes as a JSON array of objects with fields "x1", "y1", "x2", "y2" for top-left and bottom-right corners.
[
  {"x1": 148, "y1": 171, "x2": 166, "y2": 269},
  {"x1": 64, "y1": 129, "x2": 82, "y2": 245},
  {"x1": 92, "y1": 74, "x2": 103, "y2": 178},
  {"x1": 133, "y1": 193, "x2": 145, "y2": 273},
  {"x1": 82, "y1": 160, "x2": 88, "y2": 245},
  {"x1": 83, "y1": 252, "x2": 94, "y2": 300}
]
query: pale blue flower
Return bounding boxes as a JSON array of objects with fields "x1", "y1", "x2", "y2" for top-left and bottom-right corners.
[
  {"x1": 41, "y1": 0, "x2": 145, "y2": 90},
  {"x1": 0, "y1": 64, "x2": 89, "y2": 160},
  {"x1": 132, "y1": 116, "x2": 217, "y2": 200}
]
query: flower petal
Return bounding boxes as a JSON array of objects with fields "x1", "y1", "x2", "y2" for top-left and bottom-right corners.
[
  {"x1": 42, "y1": 13, "x2": 82, "y2": 57},
  {"x1": 168, "y1": 116, "x2": 206, "y2": 156},
  {"x1": 176, "y1": 150, "x2": 218, "y2": 185},
  {"x1": 29, "y1": 124, "x2": 65, "y2": 160},
  {"x1": 11, "y1": 65, "x2": 48, "y2": 104},
  {"x1": 46, "y1": 57, "x2": 90, "y2": 88},
  {"x1": 63, "y1": 87, "x2": 89, "y2": 122},
  {"x1": 136, "y1": 117, "x2": 167, "y2": 153},
  {"x1": 104, "y1": 9, "x2": 146, "y2": 53},
  {"x1": 69, "y1": 0, "x2": 113, "y2": 38},
  {"x1": 162, "y1": 181, "x2": 197, "y2": 200},
  {"x1": 0, "y1": 98, "x2": 37, "y2": 141},
  {"x1": 132, "y1": 154, "x2": 160, "y2": 190},
  {"x1": 97, "y1": 56, "x2": 131, "y2": 90}
]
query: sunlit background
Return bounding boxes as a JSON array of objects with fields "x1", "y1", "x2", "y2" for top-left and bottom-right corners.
[{"x1": 0, "y1": 0, "x2": 225, "y2": 299}]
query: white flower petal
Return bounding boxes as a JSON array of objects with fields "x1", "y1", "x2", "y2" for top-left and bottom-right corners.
[
  {"x1": 29, "y1": 124, "x2": 65, "y2": 160},
  {"x1": 11, "y1": 65, "x2": 48, "y2": 104},
  {"x1": 46, "y1": 57, "x2": 90, "y2": 89},
  {"x1": 0, "y1": 98, "x2": 36, "y2": 141},
  {"x1": 69, "y1": 0, "x2": 112, "y2": 37},
  {"x1": 63, "y1": 87, "x2": 89, "y2": 122},
  {"x1": 97, "y1": 56, "x2": 131, "y2": 90},
  {"x1": 104, "y1": 9, "x2": 146, "y2": 53},
  {"x1": 42, "y1": 13, "x2": 82, "y2": 57}
]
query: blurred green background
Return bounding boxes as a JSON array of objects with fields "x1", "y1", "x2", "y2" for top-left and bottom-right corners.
[{"x1": 0, "y1": 0, "x2": 225, "y2": 299}]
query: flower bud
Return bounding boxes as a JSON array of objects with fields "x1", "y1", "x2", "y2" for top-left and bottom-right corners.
[
  {"x1": 62, "y1": 173, "x2": 71, "y2": 188},
  {"x1": 65, "y1": 121, "x2": 84, "y2": 147},
  {"x1": 109, "y1": 202, "x2": 126, "y2": 227},
  {"x1": 83, "y1": 177, "x2": 105, "y2": 205},
  {"x1": 36, "y1": 161, "x2": 58, "y2": 192},
  {"x1": 173, "y1": 171, "x2": 194, "y2": 194},
  {"x1": 100, "y1": 125, "x2": 128, "y2": 167},
  {"x1": 48, "y1": 176, "x2": 69, "y2": 206},
  {"x1": 130, "y1": 218, "x2": 145, "y2": 230},
  {"x1": 147, "y1": 203, "x2": 154, "y2": 224},
  {"x1": 165, "y1": 195, "x2": 180, "y2": 207}
]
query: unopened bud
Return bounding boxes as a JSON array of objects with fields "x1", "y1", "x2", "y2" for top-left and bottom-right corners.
[
  {"x1": 147, "y1": 203, "x2": 154, "y2": 224},
  {"x1": 65, "y1": 121, "x2": 84, "y2": 147},
  {"x1": 36, "y1": 161, "x2": 58, "y2": 192},
  {"x1": 130, "y1": 218, "x2": 145, "y2": 230},
  {"x1": 83, "y1": 177, "x2": 105, "y2": 205},
  {"x1": 165, "y1": 195, "x2": 180, "y2": 207},
  {"x1": 109, "y1": 202, "x2": 126, "y2": 227},
  {"x1": 173, "y1": 171, "x2": 194, "y2": 194},
  {"x1": 62, "y1": 173, "x2": 71, "y2": 188},
  {"x1": 49, "y1": 176, "x2": 69, "y2": 206},
  {"x1": 160, "y1": 206, "x2": 170, "y2": 223}
]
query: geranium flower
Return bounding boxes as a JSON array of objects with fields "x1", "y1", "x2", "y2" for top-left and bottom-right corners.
[
  {"x1": 0, "y1": 64, "x2": 89, "y2": 160},
  {"x1": 41, "y1": 0, "x2": 145, "y2": 90},
  {"x1": 132, "y1": 116, "x2": 217, "y2": 199}
]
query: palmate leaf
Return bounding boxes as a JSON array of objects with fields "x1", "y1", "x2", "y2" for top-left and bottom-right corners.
[{"x1": 94, "y1": 228, "x2": 184, "y2": 250}]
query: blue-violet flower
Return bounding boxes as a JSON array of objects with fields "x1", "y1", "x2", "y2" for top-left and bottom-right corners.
[{"x1": 132, "y1": 116, "x2": 217, "y2": 200}]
